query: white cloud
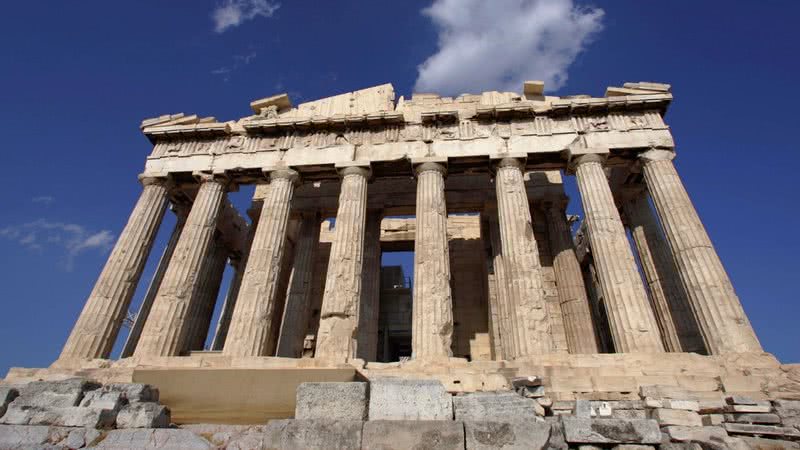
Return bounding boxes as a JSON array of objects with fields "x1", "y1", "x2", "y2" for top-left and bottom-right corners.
[
  {"x1": 32, "y1": 195, "x2": 55, "y2": 205},
  {"x1": 212, "y1": 0, "x2": 280, "y2": 33},
  {"x1": 0, "y1": 219, "x2": 115, "y2": 271},
  {"x1": 414, "y1": 0, "x2": 604, "y2": 96}
]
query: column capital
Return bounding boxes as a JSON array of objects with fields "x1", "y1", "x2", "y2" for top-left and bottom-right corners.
[
  {"x1": 265, "y1": 167, "x2": 301, "y2": 186},
  {"x1": 193, "y1": 171, "x2": 235, "y2": 190},
  {"x1": 335, "y1": 161, "x2": 372, "y2": 179},
  {"x1": 491, "y1": 153, "x2": 527, "y2": 171},
  {"x1": 639, "y1": 148, "x2": 676, "y2": 164},
  {"x1": 138, "y1": 174, "x2": 171, "y2": 188},
  {"x1": 412, "y1": 157, "x2": 447, "y2": 177}
]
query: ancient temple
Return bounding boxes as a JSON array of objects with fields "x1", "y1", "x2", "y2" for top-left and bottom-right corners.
[{"x1": 4, "y1": 82, "x2": 798, "y2": 444}]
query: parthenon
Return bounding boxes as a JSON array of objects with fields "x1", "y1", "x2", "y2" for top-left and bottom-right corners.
[
  {"x1": 5, "y1": 81, "x2": 799, "y2": 448},
  {"x1": 54, "y1": 80, "x2": 761, "y2": 365}
]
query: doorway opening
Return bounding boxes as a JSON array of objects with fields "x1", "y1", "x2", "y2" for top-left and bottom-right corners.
[{"x1": 377, "y1": 249, "x2": 413, "y2": 362}]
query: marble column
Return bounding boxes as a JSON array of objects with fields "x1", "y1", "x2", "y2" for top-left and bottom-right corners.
[
  {"x1": 186, "y1": 236, "x2": 229, "y2": 352},
  {"x1": 315, "y1": 165, "x2": 370, "y2": 360},
  {"x1": 572, "y1": 153, "x2": 664, "y2": 352},
  {"x1": 223, "y1": 169, "x2": 299, "y2": 357},
  {"x1": 485, "y1": 206, "x2": 513, "y2": 359},
  {"x1": 134, "y1": 173, "x2": 228, "y2": 357},
  {"x1": 120, "y1": 205, "x2": 188, "y2": 358},
  {"x1": 356, "y1": 209, "x2": 382, "y2": 361},
  {"x1": 59, "y1": 176, "x2": 169, "y2": 361},
  {"x1": 494, "y1": 157, "x2": 552, "y2": 357},
  {"x1": 640, "y1": 149, "x2": 761, "y2": 354},
  {"x1": 543, "y1": 202, "x2": 599, "y2": 354},
  {"x1": 411, "y1": 161, "x2": 454, "y2": 359},
  {"x1": 210, "y1": 256, "x2": 244, "y2": 351},
  {"x1": 275, "y1": 211, "x2": 322, "y2": 358},
  {"x1": 622, "y1": 190, "x2": 706, "y2": 353}
]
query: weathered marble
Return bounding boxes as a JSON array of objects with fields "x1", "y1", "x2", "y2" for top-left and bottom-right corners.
[{"x1": 640, "y1": 149, "x2": 762, "y2": 354}]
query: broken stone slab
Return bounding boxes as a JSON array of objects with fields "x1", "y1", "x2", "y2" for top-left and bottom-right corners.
[
  {"x1": 117, "y1": 402, "x2": 171, "y2": 428},
  {"x1": 363, "y1": 420, "x2": 464, "y2": 450},
  {"x1": 12, "y1": 378, "x2": 100, "y2": 408},
  {"x1": 547, "y1": 417, "x2": 569, "y2": 450},
  {"x1": 368, "y1": 378, "x2": 453, "y2": 420},
  {"x1": 699, "y1": 399, "x2": 727, "y2": 414},
  {"x1": 576, "y1": 400, "x2": 592, "y2": 418},
  {"x1": 464, "y1": 421, "x2": 551, "y2": 450},
  {"x1": 614, "y1": 410, "x2": 648, "y2": 420},
  {"x1": 640, "y1": 385, "x2": 694, "y2": 400},
  {"x1": 94, "y1": 428, "x2": 215, "y2": 449},
  {"x1": 724, "y1": 413, "x2": 782, "y2": 424},
  {"x1": 511, "y1": 376, "x2": 543, "y2": 387},
  {"x1": 63, "y1": 427, "x2": 103, "y2": 448},
  {"x1": 726, "y1": 404, "x2": 773, "y2": 413},
  {"x1": 726, "y1": 396, "x2": 771, "y2": 407},
  {"x1": 592, "y1": 400, "x2": 645, "y2": 410},
  {"x1": 104, "y1": 383, "x2": 160, "y2": 403},
  {"x1": 295, "y1": 382, "x2": 367, "y2": 420},
  {"x1": 453, "y1": 392, "x2": 541, "y2": 421},
  {"x1": 662, "y1": 400, "x2": 701, "y2": 411},
  {"x1": 702, "y1": 414, "x2": 725, "y2": 426},
  {"x1": 724, "y1": 423, "x2": 800, "y2": 439},
  {"x1": 613, "y1": 445, "x2": 657, "y2": 450},
  {"x1": 519, "y1": 385, "x2": 547, "y2": 398},
  {"x1": 1, "y1": 404, "x2": 116, "y2": 428},
  {"x1": 738, "y1": 436, "x2": 800, "y2": 449},
  {"x1": 0, "y1": 424, "x2": 53, "y2": 449},
  {"x1": 662, "y1": 426, "x2": 730, "y2": 445},
  {"x1": 660, "y1": 443, "x2": 704, "y2": 450},
  {"x1": 651, "y1": 409, "x2": 703, "y2": 427},
  {"x1": 263, "y1": 419, "x2": 363, "y2": 450},
  {"x1": 561, "y1": 418, "x2": 662, "y2": 444},
  {"x1": 79, "y1": 389, "x2": 125, "y2": 411}
]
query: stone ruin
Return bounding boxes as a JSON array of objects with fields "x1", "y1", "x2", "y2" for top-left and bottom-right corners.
[{"x1": 1, "y1": 81, "x2": 799, "y2": 449}]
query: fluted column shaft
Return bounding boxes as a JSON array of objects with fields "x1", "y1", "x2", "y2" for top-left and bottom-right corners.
[
  {"x1": 223, "y1": 169, "x2": 299, "y2": 357},
  {"x1": 356, "y1": 210, "x2": 382, "y2": 361},
  {"x1": 315, "y1": 166, "x2": 370, "y2": 360},
  {"x1": 495, "y1": 158, "x2": 552, "y2": 357},
  {"x1": 121, "y1": 207, "x2": 187, "y2": 358},
  {"x1": 60, "y1": 177, "x2": 169, "y2": 360},
  {"x1": 544, "y1": 203, "x2": 600, "y2": 354},
  {"x1": 210, "y1": 257, "x2": 244, "y2": 351},
  {"x1": 186, "y1": 237, "x2": 228, "y2": 351},
  {"x1": 411, "y1": 162, "x2": 454, "y2": 359},
  {"x1": 276, "y1": 212, "x2": 322, "y2": 358},
  {"x1": 134, "y1": 175, "x2": 227, "y2": 357},
  {"x1": 573, "y1": 154, "x2": 664, "y2": 352},
  {"x1": 486, "y1": 207, "x2": 513, "y2": 359},
  {"x1": 640, "y1": 149, "x2": 761, "y2": 354},
  {"x1": 623, "y1": 190, "x2": 706, "y2": 353}
]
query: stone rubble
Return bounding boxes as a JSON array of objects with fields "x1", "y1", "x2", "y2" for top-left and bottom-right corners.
[{"x1": 2, "y1": 377, "x2": 800, "y2": 449}]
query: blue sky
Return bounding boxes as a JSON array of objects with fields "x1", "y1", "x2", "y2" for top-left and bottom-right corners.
[{"x1": 1, "y1": 1, "x2": 798, "y2": 375}]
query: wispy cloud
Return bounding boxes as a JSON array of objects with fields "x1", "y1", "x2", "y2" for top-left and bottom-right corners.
[
  {"x1": 32, "y1": 195, "x2": 55, "y2": 206},
  {"x1": 211, "y1": 51, "x2": 258, "y2": 82},
  {"x1": 212, "y1": 0, "x2": 280, "y2": 33},
  {"x1": 414, "y1": 0, "x2": 604, "y2": 96},
  {"x1": 0, "y1": 219, "x2": 114, "y2": 271}
]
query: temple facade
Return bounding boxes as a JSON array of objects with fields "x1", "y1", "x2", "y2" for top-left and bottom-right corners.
[{"x1": 56, "y1": 81, "x2": 762, "y2": 366}]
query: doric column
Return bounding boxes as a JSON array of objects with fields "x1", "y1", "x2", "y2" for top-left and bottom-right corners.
[
  {"x1": 186, "y1": 236, "x2": 228, "y2": 352},
  {"x1": 411, "y1": 161, "x2": 454, "y2": 359},
  {"x1": 494, "y1": 157, "x2": 552, "y2": 357},
  {"x1": 120, "y1": 205, "x2": 188, "y2": 358},
  {"x1": 59, "y1": 176, "x2": 169, "y2": 361},
  {"x1": 622, "y1": 189, "x2": 706, "y2": 353},
  {"x1": 134, "y1": 173, "x2": 228, "y2": 357},
  {"x1": 572, "y1": 153, "x2": 664, "y2": 352},
  {"x1": 210, "y1": 256, "x2": 244, "y2": 351},
  {"x1": 223, "y1": 168, "x2": 299, "y2": 357},
  {"x1": 275, "y1": 211, "x2": 322, "y2": 358},
  {"x1": 485, "y1": 205, "x2": 513, "y2": 359},
  {"x1": 640, "y1": 149, "x2": 761, "y2": 354},
  {"x1": 356, "y1": 209, "x2": 382, "y2": 361},
  {"x1": 543, "y1": 201, "x2": 599, "y2": 354},
  {"x1": 315, "y1": 165, "x2": 370, "y2": 360}
]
